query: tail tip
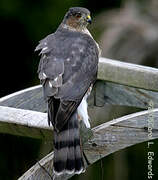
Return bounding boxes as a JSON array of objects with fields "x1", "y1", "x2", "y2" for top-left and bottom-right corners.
[{"x1": 53, "y1": 167, "x2": 85, "y2": 176}]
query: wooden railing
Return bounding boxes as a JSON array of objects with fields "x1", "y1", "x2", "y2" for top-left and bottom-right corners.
[{"x1": 0, "y1": 57, "x2": 158, "y2": 180}]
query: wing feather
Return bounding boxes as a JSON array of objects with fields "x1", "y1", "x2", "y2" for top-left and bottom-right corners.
[{"x1": 37, "y1": 29, "x2": 99, "y2": 131}]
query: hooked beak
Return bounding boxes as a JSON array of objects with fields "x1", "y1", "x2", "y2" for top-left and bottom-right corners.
[{"x1": 86, "y1": 15, "x2": 92, "y2": 24}]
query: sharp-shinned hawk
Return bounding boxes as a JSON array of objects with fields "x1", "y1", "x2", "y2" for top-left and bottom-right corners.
[{"x1": 35, "y1": 7, "x2": 100, "y2": 176}]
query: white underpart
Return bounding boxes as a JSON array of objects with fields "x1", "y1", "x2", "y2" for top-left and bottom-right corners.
[{"x1": 77, "y1": 93, "x2": 90, "y2": 128}]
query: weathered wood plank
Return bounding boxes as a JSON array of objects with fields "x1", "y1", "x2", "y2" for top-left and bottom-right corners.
[
  {"x1": 93, "y1": 81, "x2": 158, "y2": 108},
  {"x1": 0, "y1": 106, "x2": 52, "y2": 139},
  {"x1": 18, "y1": 108, "x2": 158, "y2": 180},
  {"x1": 98, "y1": 57, "x2": 158, "y2": 92},
  {"x1": 0, "y1": 85, "x2": 46, "y2": 112}
]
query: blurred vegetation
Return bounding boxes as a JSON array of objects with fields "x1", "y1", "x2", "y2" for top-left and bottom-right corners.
[{"x1": 0, "y1": 0, "x2": 158, "y2": 180}]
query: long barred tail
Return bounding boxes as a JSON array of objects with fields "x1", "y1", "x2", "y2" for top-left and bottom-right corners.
[{"x1": 53, "y1": 111, "x2": 85, "y2": 175}]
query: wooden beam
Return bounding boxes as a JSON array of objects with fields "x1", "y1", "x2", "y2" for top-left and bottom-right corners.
[
  {"x1": 18, "y1": 108, "x2": 158, "y2": 180},
  {"x1": 0, "y1": 85, "x2": 46, "y2": 112},
  {"x1": 0, "y1": 106, "x2": 52, "y2": 139},
  {"x1": 92, "y1": 81, "x2": 158, "y2": 109},
  {"x1": 98, "y1": 57, "x2": 158, "y2": 92}
]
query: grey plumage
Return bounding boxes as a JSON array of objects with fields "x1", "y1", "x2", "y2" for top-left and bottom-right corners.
[{"x1": 36, "y1": 7, "x2": 99, "y2": 175}]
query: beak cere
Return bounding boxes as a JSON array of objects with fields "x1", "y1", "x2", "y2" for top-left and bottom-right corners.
[{"x1": 86, "y1": 15, "x2": 92, "y2": 24}]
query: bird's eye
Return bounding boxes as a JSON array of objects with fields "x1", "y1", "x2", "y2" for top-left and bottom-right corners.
[{"x1": 76, "y1": 13, "x2": 81, "y2": 18}]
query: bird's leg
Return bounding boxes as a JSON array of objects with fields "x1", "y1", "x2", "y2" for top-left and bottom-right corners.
[
  {"x1": 80, "y1": 137, "x2": 90, "y2": 168},
  {"x1": 83, "y1": 150, "x2": 90, "y2": 166}
]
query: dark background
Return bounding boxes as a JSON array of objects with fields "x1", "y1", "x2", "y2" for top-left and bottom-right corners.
[{"x1": 0, "y1": 0, "x2": 158, "y2": 179}]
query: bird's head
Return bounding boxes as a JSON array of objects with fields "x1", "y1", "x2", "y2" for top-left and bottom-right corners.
[{"x1": 63, "y1": 7, "x2": 92, "y2": 30}]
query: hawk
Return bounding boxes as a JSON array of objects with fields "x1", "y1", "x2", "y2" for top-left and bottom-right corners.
[{"x1": 35, "y1": 7, "x2": 100, "y2": 175}]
